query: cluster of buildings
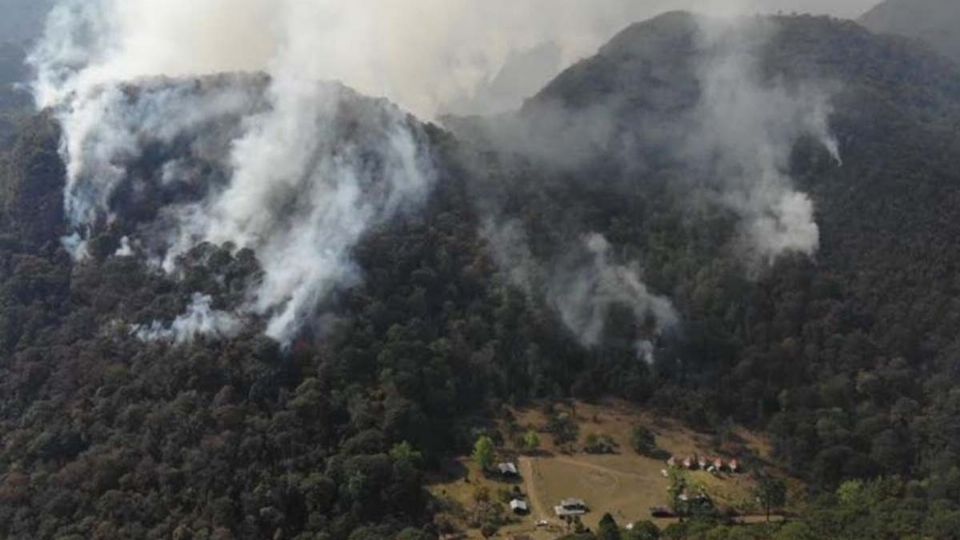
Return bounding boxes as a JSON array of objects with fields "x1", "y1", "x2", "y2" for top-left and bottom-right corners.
[
  {"x1": 495, "y1": 460, "x2": 589, "y2": 519},
  {"x1": 496, "y1": 462, "x2": 532, "y2": 516},
  {"x1": 667, "y1": 455, "x2": 741, "y2": 474}
]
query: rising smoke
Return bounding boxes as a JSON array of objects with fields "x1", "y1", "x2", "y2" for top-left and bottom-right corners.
[
  {"x1": 32, "y1": 0, "x2": 436, "y2": 345},
  {"x1": 483, "y1": 222, "x2": 679, "y2": 360},
  {"x1": 133, "y1": 293, "x2": 243, "y2": 344},
  {"x1": 30, "y1": 0, "x2": 844, "y2": 348},
  {"x1": 550, "y1": 234, "x2": 679, "y2": 350},
  {"x1": 470, "y1": 12, "x2": 842, "y2": 354},
  {"x1": 687, "y1": 17, "x2": 841, "y2": 267},
  {"x1": 32, "y1": 0, "x2": 872, "y2": 119}
]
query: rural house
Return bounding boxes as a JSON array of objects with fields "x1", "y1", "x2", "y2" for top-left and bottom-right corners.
[
  {"x1": 554, "y1": 498, "x2": 589, "y2": 517},
  {"x1": 498, "y1": 462, "x2": 520, "y2": 478},
  {"x1": 510, "y1": 499, "x2": 530, "y2": 515}
]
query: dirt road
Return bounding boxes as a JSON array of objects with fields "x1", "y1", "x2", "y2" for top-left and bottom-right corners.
[{"x1": 518, "y1": 456, "x2": 550, "y2": 520}]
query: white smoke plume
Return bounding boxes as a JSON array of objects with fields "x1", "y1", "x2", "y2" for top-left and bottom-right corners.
[
  {"x1": 33, "y1": 1, "x2": 872, "y2": 119},
  {"x1": 48, "y1": 78, "x2": 263, "y2": 232},
  {"x1": 688, "y1": 17, "x2": 841, "y2": 265},
  {"x1": 474, "y1": 13, "x2": 841, "y2": 358},
  {"x1": 481, "y1": 219, "x2": 544, "y2": 295},
  {"x1": 31, "y1": 0, "x2": 436, "y2": 345},
  {"x1": 29, "y1": 0, "x2": 852, "y2": 345},
  {"x1": 133, "y1": 294, "x2": 242, "y2": 344},
  {"x1": 467, "y1": 13, "x2": 841, "y2": 279},
  {"x1": 114, "y1": 235, "x2": 133, "y2": 257},
  {"x1": 162, "y1": 80, "x2": 434, "y2": 344},
  {"x1": 550, "y1": 234, "x2": 679, "y2": 349},
  {"x1": 485, "y1": 222, "x2": 678, "y2": 356}
]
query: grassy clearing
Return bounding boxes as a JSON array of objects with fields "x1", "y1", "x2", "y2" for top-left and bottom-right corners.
[{"x1": 427, "y1": 399, "x2": 785, "y2": 538}]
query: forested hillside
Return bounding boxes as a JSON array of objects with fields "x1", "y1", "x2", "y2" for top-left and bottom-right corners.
[
  {"x1": 454, "y1": 13, "x2": 960, "y2": 537},
  {"x1": 2, "y1": 11, "x2": 960, "y2": 540}
]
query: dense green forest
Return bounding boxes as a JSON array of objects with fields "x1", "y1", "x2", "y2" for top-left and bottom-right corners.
[{"x1": 3, "y1": 11, "x2": 960, "y2": 540}]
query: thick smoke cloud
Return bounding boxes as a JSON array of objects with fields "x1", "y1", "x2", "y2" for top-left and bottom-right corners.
[
  {"x1": 32, "y1": 0, "x2": 436, "y2": 345},
  {"x1": 688, "y1": 17, "x2": 840, "y2": 266},
  {"x1": 34, "y1": 0, "x2": 872, "y2": 120},
  {"x1": 162, "y1": 81, "x2": 435, "y2": 344},
  {"x1": 471, "y1": 13, "x2": 841, "y2": 354},
  {"x1": 30, "y1": 0, "x2": 847, "y2": 347},
  {"x1": 52, "y1": 79, "x2": 263, "y2": 234}
]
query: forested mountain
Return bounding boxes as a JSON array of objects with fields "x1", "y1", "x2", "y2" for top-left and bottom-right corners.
[
  {"x1": 860, "y1": 0, "x2": 960, "y2": 64},
  {"x1": 460, "y1": 9, "x2": 960, "y2": 482},
  {"x1": 2, "y1": 10, "x2": 960, "y2": 540}
]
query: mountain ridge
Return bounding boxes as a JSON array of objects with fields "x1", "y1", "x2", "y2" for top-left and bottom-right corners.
[{"x1": 2, "y1": 10, "x2": 960, "y2": 539}]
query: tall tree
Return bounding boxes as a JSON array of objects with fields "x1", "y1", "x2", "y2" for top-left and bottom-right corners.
[
  {"x1": 598, "y1": 512, "x2": 622, "y2": 540},
  {"x1": 522, "y1": 430, "x2": 541, "y2": 454},
  {"x1": 472, "y1": 436, "x2": 495, "y2": 472},
  {"x1": 755, "y1": 477, "x2": 788, "y2": 522}
]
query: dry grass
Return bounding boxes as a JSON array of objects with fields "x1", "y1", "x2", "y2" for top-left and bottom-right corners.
[
  {"x1": 428, "y1": 400, "x2": 781, "y2": 537},
  {"x1": 522, "y1": 454, "x2": 668, "y2": 531}
]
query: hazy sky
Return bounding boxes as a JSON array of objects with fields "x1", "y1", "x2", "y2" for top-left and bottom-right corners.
[
  {"x1": 598, "y1": 0, "x2": 879, "y2": 19},
  {"x1": 4, "y1": 0, "x2": 883, "y2": 48},
  {"x1": 712, "y1": 0, "x2": 880, "y2": 18},
  {"x1": 31, "y1": 0, "x2": 885, "y2": 119}
]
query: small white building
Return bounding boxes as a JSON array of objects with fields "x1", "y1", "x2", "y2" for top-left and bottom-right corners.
[
  {"x1": 498, "y1": 462, "x2": 520, "y2": 477},
  {"x1": 554, "y1": 498, "x2": 589, "y2": 517},
  {"x1": 510, "y1": 499, "x2": 530, "y2": 514}
]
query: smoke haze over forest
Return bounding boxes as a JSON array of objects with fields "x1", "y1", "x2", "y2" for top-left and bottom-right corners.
[
  {"x1": 20, "y1": 0, "x2": 854, "y2": 347},
  {"x1": 6, "y1": 1, "x2": 960, "y2": 539},
  {"x1": 27, "y1": 0, "x2": 879, "y2": 118}
]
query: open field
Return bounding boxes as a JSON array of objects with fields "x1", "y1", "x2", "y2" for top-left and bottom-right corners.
[
  {"x1": 512, "y1": 401, "x2": 765, "y2": 531},
  {"x1": 427, "y1": 400, "x2": 785, "y2": 538},
  {"x1": 520, "y1": 454, "x2": 667, "y2": 531}
]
